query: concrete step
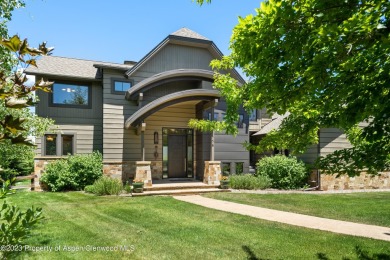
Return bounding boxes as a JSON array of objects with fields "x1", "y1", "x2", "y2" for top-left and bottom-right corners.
[
  {"x1": 143, "y1": 184, "x2": 219, "y2": 191},
  {"x1": 132, "y1": 188, "x2": 231, "y2": 197}
]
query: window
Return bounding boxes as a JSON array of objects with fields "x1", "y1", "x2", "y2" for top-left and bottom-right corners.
[
  {"x1": 51, "y1": 83, "x2": 90, "y2": 108},
  {"x1": 43, "y1": 133, "x2": 75, "y2": 156},
  {"x1": 249, "y1": 109, "x2": 257, "y2": 121},
  {"x1": 112, "y1": 79, "x2": 133, "y2": 93},
  {"x1": 237, "y1": 114, "x2": 244, "y2": 128}
]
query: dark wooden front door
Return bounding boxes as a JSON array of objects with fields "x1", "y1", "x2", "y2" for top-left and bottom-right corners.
[{"x1": 168, "y1": 134, "x2": 187, "y2": 178}]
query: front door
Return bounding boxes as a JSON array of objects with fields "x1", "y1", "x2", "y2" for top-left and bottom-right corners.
[
  {"x1": 162, "y1": 128, "x2": 193, "y2": 179},
  {"x1": 168, "y1": 134, "x2": 187, "y2": 178}
]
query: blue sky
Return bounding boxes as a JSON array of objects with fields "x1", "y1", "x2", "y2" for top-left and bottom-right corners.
[{"x1": 8, "y1": 0, "x2": 259, "y2": 64}]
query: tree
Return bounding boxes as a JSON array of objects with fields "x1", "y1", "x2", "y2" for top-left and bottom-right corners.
[{"x1": 194, "y1": 0, "x2": 390, "y2": 175}]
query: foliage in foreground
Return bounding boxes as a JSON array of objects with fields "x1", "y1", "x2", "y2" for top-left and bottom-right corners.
[
  {"x1": 84, "y1": 176, "x2": 124, "y2": 196},
  {"x1": 193, "y1": 0, "x2": 390, "y2": 176},
  {"x1": 229, "y1": 174, "x2": 271, "y2": 190},
  {"x1": 0, "y1": 181, "x2": 43, "y2": 259},
  {"x1": 40, "y1": 152, "x2": 103, "y2": 192},
  {"x1": 256, "y1": 155, "x2": 308, "y2": 189}
]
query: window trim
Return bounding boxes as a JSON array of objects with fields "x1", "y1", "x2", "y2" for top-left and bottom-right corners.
[
  {"x1": 111, "y1": 78, "x2": 133, "y2": 94},
  {"x1": 42, "y1": 132, "x2": 77, "y2": 156},
  {"x1": 49, "y1": 81, "x2": 92, "y2": 109}
]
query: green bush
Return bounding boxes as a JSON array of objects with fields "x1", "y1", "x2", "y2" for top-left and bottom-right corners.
[
  {"x1": 0, "y1": 141, "x2": 34, "y2": 183},
  {"x1": 256, "y1": 155, "x2": 308, "y2": 189},
  {"x1": 230, "y1": 174, "x2": 271, "y2": 190},
  {"x1": 40, "y1": 152, "x2": 103, "y2": 192},
  {"x1": 85, "y1": 176, "x2": 123, "y2": 196}
]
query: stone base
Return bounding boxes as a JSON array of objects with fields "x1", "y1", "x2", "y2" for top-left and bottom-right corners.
[
  {"x1": 135, "y1": 161, "x2": 152, "y2": 187},
  {"x1": 321, "y1": 172, "x2": 390, "y2": 191},
  {"x1": 203, "y1": 161, "x2": 221, "y2": 185}
]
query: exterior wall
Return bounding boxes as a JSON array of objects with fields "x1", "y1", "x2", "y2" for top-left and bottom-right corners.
[
  {"x1": 35, "y1": 78, "x2": 103, "y2": 156},
  {"x1": 321, "y1": 172, "x2": 390, "y2": 191},
  {"x1": 131, "y1": 43, "x2": 215, "y2": 84},
  {"x1": 298, "y1": 128, "x2": 352, "y2": 165}
]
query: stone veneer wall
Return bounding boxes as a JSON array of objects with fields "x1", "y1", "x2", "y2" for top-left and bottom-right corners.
[
  {"x1": 103, "y1": 160, "x2": 163, "y2": 182},
  {"x1": 320, "y1": 172, "x2": 390, "y2": 191}
]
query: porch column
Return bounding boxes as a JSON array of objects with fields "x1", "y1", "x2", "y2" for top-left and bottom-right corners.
[
  {"x1": 135, "y1": 122, "x2": 152, "y2": 186},
  {"x1": 210, "y1": 107, "x2": 215, "y2": 161}
]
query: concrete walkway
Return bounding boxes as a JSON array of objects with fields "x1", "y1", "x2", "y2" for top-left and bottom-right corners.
[{"x1": 173, "y1": 195, "x2": 390, "y2": 242}]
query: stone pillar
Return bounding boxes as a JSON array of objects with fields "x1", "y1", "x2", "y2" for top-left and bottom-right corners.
[
  {"x1": 203, "y1": 161, "x2": 221, "y2": 185},
  {"x1": 135, "y1": 161, "x2": 152, "y2": 187},
  {"x1": 33, "y1": 159, "x2": 47, "y2": 191}
]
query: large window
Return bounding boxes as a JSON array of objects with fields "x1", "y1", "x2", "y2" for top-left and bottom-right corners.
[
  {"x1": 112, "y1": 79, "x2": 133, "y2": 94},
  {"x1": 43, "y1": 133, "x2": 75, "y2": 156},
  {"x1": 51, "y1": 83, "x2": 90, "y2": 108}
]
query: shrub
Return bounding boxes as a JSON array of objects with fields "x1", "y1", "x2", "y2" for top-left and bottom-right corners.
[
  {"x1": 67, "y1": 152, "x2": 103, "y2": 189},
  {"x1": 230, "y1": 174, "x2": 271, "y2": 190},
  {"x1": 85, "y1": 176, "x2": 123, "y2": 196},
  {"x1": 40, "y1": 152, "x2": 103, "y2": 192},
  {"x1": 256, "y1": 155, "x2": 308, "y2": 189}
]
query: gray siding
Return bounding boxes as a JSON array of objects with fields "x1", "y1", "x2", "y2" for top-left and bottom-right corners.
[
  {"x1": 131, "y1": 44, "x2": 215, "y2": 84},
  {"x1": 215, "y1": 128, "x2": 250, "y2": 172},
  {"x1": 320, "y1": 128, "x2": 352, "y2": 157},
  {"x1": 298, "y1": 128, "x2": 352, "y2": 165},
  {"x1": 35, "y1": 78, "x2": 103, "y2": 155}
]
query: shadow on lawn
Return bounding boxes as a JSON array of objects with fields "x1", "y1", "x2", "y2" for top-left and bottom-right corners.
[
  {"x1": 242, "y1": 245, "x2": 270, "y2": 260},
  {"x1": 317, "y1": 246, "x2": 390, "y2": 260}
]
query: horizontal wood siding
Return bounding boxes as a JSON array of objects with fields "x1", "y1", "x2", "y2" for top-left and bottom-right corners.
[
  {"x1": 35, "y1": 124, "x2": 102, "y2": 156},
  {"x1": 131, "y1": 44, "x2": 214, "y2": 84},
  {"x1": 297, "y1": 144, "x2": 318, "y2": 165},
  {"x1": 35, "y1": 77, "x2": 103, "y2": 155},
  {"x1": 102, "y1": 70, "x2": 137, "y2": 162},
  {"x1": 214, "y1": 127, "x2": 250, "y2": 172},
  {"x1": 320, "y1": 128, "x2": 352, "y2": 157}
]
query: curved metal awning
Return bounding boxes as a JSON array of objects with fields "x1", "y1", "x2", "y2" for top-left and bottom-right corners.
[
  {"x1": 125, "y1": 89, "x2": 220, "y2": 129},
  {"x1": 125, "y1": 69, "x2": 215, "y2": 100}
]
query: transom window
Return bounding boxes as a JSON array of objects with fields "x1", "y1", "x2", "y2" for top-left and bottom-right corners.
[
  {"x1": 114, "y1": 81, "x2": 132, "y2": 92},
  {"x1": 51, "y1": 83, "x2": 90, "y2": 107}
]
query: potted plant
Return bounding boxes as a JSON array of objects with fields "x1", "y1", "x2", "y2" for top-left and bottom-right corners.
[
  {"x1": 220, "y1": 176, "x2": 230, "y2": 189},
  {"x1": 132, "y1": 179, "x2": 144, "y2": 193}
]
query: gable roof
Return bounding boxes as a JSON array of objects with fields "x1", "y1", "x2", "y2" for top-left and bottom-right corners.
[
  {"x1": 125, "y1": 27, "x2": 245, "y2": 84},
  {"x1": 254, "y1": 113, "x2": 290, "y2": 136},
  {"x1": 25, "y1": 56, "x2": 133, "y2": 80},
  {"x1": 170, "y1": 27, "x2": 209, "y2": 40}
]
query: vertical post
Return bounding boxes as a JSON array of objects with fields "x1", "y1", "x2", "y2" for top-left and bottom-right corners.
[
  {"x1": 141, "y1": 131, "x2": 145, "y2": 161},
  {"x1": 210, "y1": 107, "x2": 215, "y2": 161}
]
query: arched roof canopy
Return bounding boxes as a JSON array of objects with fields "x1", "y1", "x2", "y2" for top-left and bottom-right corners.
[
  {"x1": 125, "y1": 69, "x2": 215, "y2": 101},
  {"x1": 125, "y1": 89, "x2": 220, "y2": 129}
]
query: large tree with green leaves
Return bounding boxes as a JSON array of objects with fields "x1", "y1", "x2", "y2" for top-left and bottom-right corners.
[{"x1": 194, "y1": 0, "x2": 390, "y2": 175}]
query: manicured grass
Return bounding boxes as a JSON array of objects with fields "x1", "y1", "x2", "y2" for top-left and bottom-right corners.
[
  {"x1": 204, "y1": 192, "x2": 390, "y2": 227},
  {"x1": 3, "y1": 191, "x2": 390, "y2": 259}
]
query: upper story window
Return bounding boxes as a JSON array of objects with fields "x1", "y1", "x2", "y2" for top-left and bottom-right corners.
[
  {"x1": 249, "y1": 109, "x2": 257, "y2": 121},
  {"x1": 112, "y1": 79, "x2": 133, "y2": 94},
  {"x1": 51, "y1": 82, "x2": 91, "y2": 108}
]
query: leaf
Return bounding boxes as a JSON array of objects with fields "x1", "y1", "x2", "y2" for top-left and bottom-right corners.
[{"x1": 0, "y1": 35, "x2": 22, "y2": 52}]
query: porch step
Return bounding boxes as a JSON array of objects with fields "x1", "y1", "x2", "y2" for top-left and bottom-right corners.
[
  {"x1": 132, "y1": 188, "x2": 230, "y2": 197},
  {"x1": 143, "y1": 184, "x2": 219, "y2": 191}
]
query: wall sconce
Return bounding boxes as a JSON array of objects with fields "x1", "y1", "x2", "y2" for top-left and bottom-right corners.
[{"x1": 154, "y1": 131, "x2": 159, "y2": 144}]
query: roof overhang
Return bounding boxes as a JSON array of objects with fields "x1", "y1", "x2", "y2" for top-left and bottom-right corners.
[
  {"x1": 125, "y1": 89, "x2": 220, "y2": 129},
  {"x1": 125, "y1": 69, "x2": 215, "y2": 100}
]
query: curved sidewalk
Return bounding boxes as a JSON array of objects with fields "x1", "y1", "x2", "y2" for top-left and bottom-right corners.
[{"x1": 173, "y1": 195, "x2": 390, "y2": 242}]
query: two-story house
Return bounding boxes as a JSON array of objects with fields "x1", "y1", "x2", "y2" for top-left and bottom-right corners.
[{"x1": 27, "y1": 28, "x2": 390, "y2": 190}]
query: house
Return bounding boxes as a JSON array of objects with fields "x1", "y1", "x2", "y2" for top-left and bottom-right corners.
[
  {"x1": 27, "y1": 28, "x2": 256, "y2": 187},
  {"x1": 27, "y1": 28, "x2": 390, "y2": 190}
]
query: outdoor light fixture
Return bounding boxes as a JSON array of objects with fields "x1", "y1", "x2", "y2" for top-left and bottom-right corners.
[
  {"x1": 154, "y1": 131, "x2": 159, "y2": 144},
  {"x1": 46, "y1": 135, "x2": 54, "y2": 141}
]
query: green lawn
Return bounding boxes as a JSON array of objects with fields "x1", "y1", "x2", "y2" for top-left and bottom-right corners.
[
  {"x1": 204, "y1": 192, "x2": 390, "y2": 227},
  {"x1": 3, "y1": 191, "x2": 390, "y2": 259}
]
